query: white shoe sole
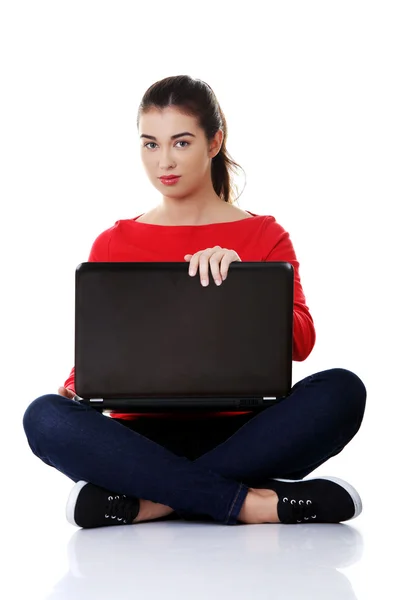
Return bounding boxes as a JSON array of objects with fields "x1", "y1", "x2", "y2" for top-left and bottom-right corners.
[
  {"x1": 66, "y1": 480, "x2": 89, "y2": 526},
  {"x1": 272, "y1": 476, "x2": 362, "y2": 520}
]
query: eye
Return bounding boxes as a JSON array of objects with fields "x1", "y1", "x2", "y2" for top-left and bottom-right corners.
[{"x1": 143, "y1": 141, "x2": 190, "y2": 150}]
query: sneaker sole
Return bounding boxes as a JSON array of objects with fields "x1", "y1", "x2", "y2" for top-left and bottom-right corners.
[
  {"x1": 272, "y1": 476, "x2": 362, "y2": 520},
  {"x1": 66, "y1": 480, "x2": 89, "y2": 526}
]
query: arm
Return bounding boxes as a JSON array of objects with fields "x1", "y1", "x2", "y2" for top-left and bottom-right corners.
[{"x1": 262, "y1": 217, "x2": 316, "y2": 361}]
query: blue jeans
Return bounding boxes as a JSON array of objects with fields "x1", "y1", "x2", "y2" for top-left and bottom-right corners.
[{"x1": 22, "y1": 368, "x2": 366, "y2": 525}]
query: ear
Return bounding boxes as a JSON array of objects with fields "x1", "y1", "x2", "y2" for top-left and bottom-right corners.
[{"x1": 210, "y1": 129, "x2": 224, "y2": 157}]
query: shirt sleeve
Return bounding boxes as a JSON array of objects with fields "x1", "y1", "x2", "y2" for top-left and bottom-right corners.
[{"x1": 263, "y1": 217, "x2": 316, "y2": 361}]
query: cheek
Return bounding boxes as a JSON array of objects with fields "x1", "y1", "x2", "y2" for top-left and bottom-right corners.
[{"x1": 141, "y1": 155, "x2": 155, "y2": 173}]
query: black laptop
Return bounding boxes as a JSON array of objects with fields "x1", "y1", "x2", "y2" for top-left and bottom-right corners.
[{"x1": 73, "y1": 261, "x2": 294, "y2": 412}]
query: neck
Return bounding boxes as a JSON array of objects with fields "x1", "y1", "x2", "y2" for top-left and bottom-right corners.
[{"x1": 157, "y1": 194, "x2": 227, "y2": 226}]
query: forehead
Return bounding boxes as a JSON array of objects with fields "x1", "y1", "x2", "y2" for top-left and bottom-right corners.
[{"x1": 139, "y1": 107, "x2": 198, "y2": 132}]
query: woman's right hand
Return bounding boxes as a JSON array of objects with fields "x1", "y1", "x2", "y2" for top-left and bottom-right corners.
[{"x1": 58, "y1": 386, "x2": 76, "y2": 399}]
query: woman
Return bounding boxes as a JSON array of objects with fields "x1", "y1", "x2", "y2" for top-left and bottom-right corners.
[{"x1": 22, "y1": 75, "x2": 367, "y2": 529}]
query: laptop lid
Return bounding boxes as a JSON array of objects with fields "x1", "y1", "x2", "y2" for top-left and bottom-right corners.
[{"x1": 74, "y1": 261, "x2": 294, "y2": 411}]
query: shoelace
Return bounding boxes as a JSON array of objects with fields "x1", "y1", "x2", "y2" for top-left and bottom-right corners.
[
  {"x1": 282, "y1": 496, "x2": 317, "y2": 523},
  {"x1": 104, "y1": 494, "x2": 138, "y2": 524}
]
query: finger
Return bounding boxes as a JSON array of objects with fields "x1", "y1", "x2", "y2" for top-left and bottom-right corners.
[
  {"x1": 209, "y1": 254, "x2": 223, "y2": 285},
  {"x1": 188, "y1": 248, "x2": 221, "y2": 281},
  {"x1": 198, "y1": 251, "x2": 214, "y2": 285},
  {"x1": 219, "y1": 254, "x2": 234, "y2": 281},
  {"x1": 188, "y1": 255, "x2": 197, "y2": 276},
  {"x1": 199, "y1": 249, "x2": 223, "y2": 286},
  {"x1": 188, "y1": 249, "x2": 205, "y2": 276}
]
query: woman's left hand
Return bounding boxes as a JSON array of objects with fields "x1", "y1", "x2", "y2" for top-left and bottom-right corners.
[{"x1": 184, "y1": 246, "x2": 242, "y2": 287}]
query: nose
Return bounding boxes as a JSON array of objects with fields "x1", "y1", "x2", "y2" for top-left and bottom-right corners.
[{"x1": 158, "y1": 148, "x2": 176, "y2": 170}]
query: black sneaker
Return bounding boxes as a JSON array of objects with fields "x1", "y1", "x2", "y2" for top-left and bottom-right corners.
[
  {"x1": 262, "y1": 476, "x2": 362, "y2": 524},
  {"x1": 66, "y1": 481, "x2": 140, "y2": 529}
]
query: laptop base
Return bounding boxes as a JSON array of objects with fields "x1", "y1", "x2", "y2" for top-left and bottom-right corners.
[{"x1": 74, "y1": 395, "x2": 283, "y2": 411}]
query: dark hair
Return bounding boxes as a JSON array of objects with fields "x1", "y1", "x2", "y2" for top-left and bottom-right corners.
[{"x1": 136, "y1": 75, "x2": 246, "y2": 205}]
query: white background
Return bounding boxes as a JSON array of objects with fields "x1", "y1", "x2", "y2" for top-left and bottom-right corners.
[{"x1": 1, "y1": 1, "x2": 398, "y2": 598}]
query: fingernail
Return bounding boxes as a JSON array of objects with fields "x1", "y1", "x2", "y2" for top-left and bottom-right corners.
[
  {"x1": 201, "y1": 279, "x2": 208, "y2": 286},
  {"x1": 189, "y1": 269, "x2": 195, "y2": 276},
  {"x1": 215, "y1": 279, "x2": 221, "y2": 286}
]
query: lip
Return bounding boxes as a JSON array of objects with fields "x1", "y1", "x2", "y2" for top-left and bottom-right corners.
[{"x1": 159, "y1": 175, "x2": 181, "y2": 180}]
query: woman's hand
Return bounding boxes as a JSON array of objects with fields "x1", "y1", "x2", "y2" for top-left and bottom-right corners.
[
  {"x1": 184, "y1": 246, "x2": 242, "y2": 286},
  {"x1": 58, "y1": 386, "x2": 76, "y2": 399}
]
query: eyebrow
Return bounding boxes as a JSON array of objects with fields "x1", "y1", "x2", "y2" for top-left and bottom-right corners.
[{"x1": 140, "y1": 131, "x2": 196, "y2": 141}]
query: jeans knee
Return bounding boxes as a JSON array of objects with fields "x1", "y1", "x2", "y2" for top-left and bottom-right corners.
[
  {"x1": 330, "y1": 368, "x2": 367, "y2": 430},
  {"x1": 22, "y1": 394, "x2": 66, "y2": 447}
]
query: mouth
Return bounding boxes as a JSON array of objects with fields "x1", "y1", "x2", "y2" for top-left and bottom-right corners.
[{"x1": 159, "y1": 175, "x2": 181, "y2": 185}]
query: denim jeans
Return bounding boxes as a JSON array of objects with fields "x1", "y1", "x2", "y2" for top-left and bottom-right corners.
[{"x1": 22, "y1": 368, "x2": 366, "y2": 525}]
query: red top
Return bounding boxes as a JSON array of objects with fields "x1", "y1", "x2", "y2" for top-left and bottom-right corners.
[{"x1": 63, "y1": 210, "x2": 316, "y2": 420}]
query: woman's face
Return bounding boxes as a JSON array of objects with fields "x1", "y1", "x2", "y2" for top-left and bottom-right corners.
[{"x1": 138, "y1": 106, "x2": 222, "y2": 198}]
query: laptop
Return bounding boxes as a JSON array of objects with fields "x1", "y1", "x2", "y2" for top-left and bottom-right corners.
[{"x1": 73, "y1": 261, "x2": 294, "y2": 412}]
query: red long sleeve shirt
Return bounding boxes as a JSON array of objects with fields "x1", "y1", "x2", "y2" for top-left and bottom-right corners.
[{"x1": 63, "y1": 210, "x2": 316, "y2": 420}]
